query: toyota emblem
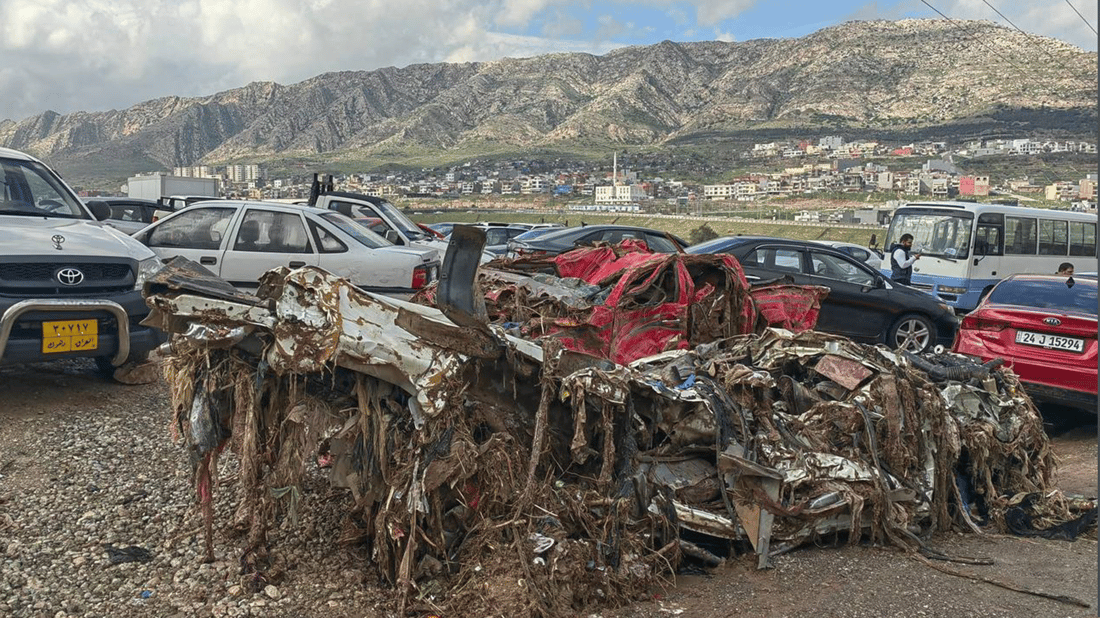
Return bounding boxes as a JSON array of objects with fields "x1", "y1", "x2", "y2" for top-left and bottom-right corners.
[
  {"x1": 1042, "y1": 317, "x2": 1061, "y2": 326},
  {"x1": 52, "y1": 234, "x2": 65, "y2": 250},
  {"x1": 56, "y1": 267, "x2": 84, "y2": 286}
]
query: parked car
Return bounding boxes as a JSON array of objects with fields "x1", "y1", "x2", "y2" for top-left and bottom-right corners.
[
  {"x1": 686, "y1": 236, "x2": 957, "y2": 352},
  {"x1": 507, "y1": 224, "x2": 687, "y2": 258},
  {"x1": 511, "y1": 227, "x2": 565, "y2": 243},
  {"x1": 151, "y1": 194, "x2": 216, "y2": 220},
  {"x1": 813, "y1": 240, "x2": 882, "y2": 270},
  {"x1": 477, "y1": 221, "x2": 533, "y2": 230},
  {"x1": 952, "y1": 274, "x2": 1097, "y2": 412},
  {"x1": 426, "y1": 222, "x2": 461, "y2": 237},
  {"x1": 131, "y1": 200, "x2": 440, "y2": 295},
  {"x1": 82, "y1": 197, "x2": 161, "y2": 234},
  {"x1": 471, "y1": 223, "x2": 532, "y2": 255},
  {"x1": 0, "y1": 147, "x2": 165, "y2": 371}
]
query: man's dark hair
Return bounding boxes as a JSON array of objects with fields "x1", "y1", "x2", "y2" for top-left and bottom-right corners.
[
  {"x1": 900, "y1": 233, "x2": 914, "y2": 243},
  {"x1": 1058, "y1": 262, "x2": 1074, "y2": 273}
]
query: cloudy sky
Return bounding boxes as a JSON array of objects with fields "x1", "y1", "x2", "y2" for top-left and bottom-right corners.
[{"x1": 0, "y1": 0, "x2": 1095, "y2": 122}]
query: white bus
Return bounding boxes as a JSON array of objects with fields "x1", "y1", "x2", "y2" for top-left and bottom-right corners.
[{"x1": 882, "y1": 201, "x2": 1098, "y2": 312}]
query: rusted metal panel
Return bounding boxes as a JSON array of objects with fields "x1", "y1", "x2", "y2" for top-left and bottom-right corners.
[{"x1": 814, "y1": 354, "x2": 874, "y2": 391}]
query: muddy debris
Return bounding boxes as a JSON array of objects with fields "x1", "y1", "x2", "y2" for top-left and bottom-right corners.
[{"x1": 143, "y1": 236, "x2": 1096, "y2": 617}]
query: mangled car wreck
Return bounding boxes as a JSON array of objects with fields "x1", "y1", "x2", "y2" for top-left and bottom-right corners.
[{"x1": 143, "y1": 227, "x2": 1096, "y2": 616}]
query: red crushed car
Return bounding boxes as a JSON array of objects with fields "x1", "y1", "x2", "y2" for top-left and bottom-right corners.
[{"x1": 952, "y1": 274, "x2": 1097, "y2": 412}]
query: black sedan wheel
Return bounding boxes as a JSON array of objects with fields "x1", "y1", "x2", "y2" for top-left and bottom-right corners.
[{"x1": 888, "y1": 313, "x2": 935, "y2": 353}]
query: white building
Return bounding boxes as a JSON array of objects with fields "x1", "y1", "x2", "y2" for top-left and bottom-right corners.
[
  {"x1": 173, "y1": 165, "x2": 214, "y2": 178},
  {"x1": 594, "y1": 184, "x2": 647, "y2": 204},
  {"x1": 702, "y1": 184, "x2": 736, "y2": 200},
  {"x1": 226, "y1": 164, "x2": 260, "y2": 183}
]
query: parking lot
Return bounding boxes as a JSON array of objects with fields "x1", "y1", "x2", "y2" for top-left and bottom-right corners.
[{"x1": 0, "y1": 358, "x2": 1095, "y2": 618}]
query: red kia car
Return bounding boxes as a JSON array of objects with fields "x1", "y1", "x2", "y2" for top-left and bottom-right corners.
[{"x1": 952, "y1": 274, "x2": 1097, "y2": 412}]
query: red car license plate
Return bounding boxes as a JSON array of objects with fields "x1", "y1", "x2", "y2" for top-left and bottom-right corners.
[{"x1": 1014, "y1": 330, "x2": 1084, "y2": 353}]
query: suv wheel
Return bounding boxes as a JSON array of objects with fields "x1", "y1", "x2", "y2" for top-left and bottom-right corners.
[
  {"x1": 95, "y1": 350, "x2": 151, "y2": 376},
  {"x1": 888, "y1": 313, "x2": 935, "y2": 353}
]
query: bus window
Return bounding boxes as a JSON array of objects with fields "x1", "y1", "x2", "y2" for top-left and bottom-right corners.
[
  {"x1": 928, "y1": 217, "x2": 971, "y2": 258},
  {"x1": 1069, "y1": 221, "x2": 1097, "y2": 257},
  {"x1": 1038, "y1": 220, "x2": 1068, "y2": 255},
  {"x1": 974, "y1": 212, "x2": 1003, "y2": 255},
  {"x1": 1005, "y1": 216, "x2": 1037, "y2": 255}
]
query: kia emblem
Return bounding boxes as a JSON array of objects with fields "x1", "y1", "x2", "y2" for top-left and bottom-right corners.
[
  {"x1": 1042, "y1": 317, "x2": 1061, "y2": 326},
  {"x1": 56, "y1": 268, "x2": 84, "y2": 286}
]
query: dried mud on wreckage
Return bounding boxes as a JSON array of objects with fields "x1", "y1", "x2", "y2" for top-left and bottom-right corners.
[{"x1": 142, "y1": 231, "x2": 1097, "y2": 618}]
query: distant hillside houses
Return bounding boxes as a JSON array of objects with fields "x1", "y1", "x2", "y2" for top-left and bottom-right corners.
[
  {"x1": 749, "y1": 136, "x2": 1096, "y2": 160},
  {"x1": 134, "y1": 136, "x2": 1094, "y2": 214}
]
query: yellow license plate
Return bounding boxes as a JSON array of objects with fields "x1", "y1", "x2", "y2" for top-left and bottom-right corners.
[{"x1": 42, "y1": 319, "x2": 98, "y2": 354}]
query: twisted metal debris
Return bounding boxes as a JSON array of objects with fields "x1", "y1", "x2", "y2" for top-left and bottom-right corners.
[{"x1": 144, "y1": 240, "x2": 1092, "y2": 617}]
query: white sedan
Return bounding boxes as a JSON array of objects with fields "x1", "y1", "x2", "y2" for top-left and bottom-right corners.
[{"x1": 132, "y1": 200, "x2": 440, "y2": 295}]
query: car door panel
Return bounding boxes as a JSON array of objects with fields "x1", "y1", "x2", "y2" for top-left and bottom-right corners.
[
  {"x1": 806, "y1": 250, "x2": 890, "y2": 340},
  {"x1": 144, "y1": 206, "x2": 237, "y2": 271},
  {"x1": 219, "y1": 209, "x2": 319, "y2": 289},
  {"x1": 734, "y1": 246, "x2": 807, "y2": 284}
]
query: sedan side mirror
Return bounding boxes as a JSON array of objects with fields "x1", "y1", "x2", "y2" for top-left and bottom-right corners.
[{"x1": 86, "y1": 200, "x2": 111, "y2": 221}]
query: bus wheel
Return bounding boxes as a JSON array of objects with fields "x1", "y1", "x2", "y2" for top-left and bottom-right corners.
[
  {"x1": 979, "y1": 285, "x2": 994, "y2": 301},
  {"x1": 889, "y1": 314, "x2": 935, "y2": 353}
]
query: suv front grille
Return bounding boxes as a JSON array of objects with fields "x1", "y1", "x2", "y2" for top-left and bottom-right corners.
[
  {"x1": 0, "y1": 263, "x2": 132, "y2": 281},
  {"x1": 0, "y1": 261, "x2": 135, "y2": 295}
]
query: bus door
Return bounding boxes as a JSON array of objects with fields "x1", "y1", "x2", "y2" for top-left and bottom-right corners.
[{"x1": 970, "y1": 212, "x2": 1004, "y2": 288}]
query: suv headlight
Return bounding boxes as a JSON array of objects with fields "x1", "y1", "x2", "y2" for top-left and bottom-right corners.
[{"x1": 134, "y1": 256, "x2": 163, "y2": 290}]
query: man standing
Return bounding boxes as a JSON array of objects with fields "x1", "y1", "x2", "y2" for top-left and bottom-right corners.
[{"x1": 889, "y1": 234, "x2": 921, "y2": 285}]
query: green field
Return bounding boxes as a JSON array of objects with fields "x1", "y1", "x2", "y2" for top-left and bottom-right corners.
[{"x1": 410, "y1": 210, "x2": 885, "y2": 247}]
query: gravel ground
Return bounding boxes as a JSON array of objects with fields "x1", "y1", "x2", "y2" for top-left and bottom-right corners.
[
  {"x1": 0, "y1": 359, "x2": 1095, "y2": 618},
  {"x1": 0, "y1": 359, "x2": 388, "y2": 618}
]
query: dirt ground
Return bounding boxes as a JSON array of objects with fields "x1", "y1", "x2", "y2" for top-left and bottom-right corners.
[{"x1": 1, "y1": 359, "x2": 1095, "y2": 618}]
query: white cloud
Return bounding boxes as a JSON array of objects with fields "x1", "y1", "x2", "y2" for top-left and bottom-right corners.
[
  {"x1": 691, "y1": 0, "x2": 758, "y2": 26},
  {"x1": 908, "y1": 0, "x2": 1097, "y2": 51},
  {"x1": 0, "y1": 0, "x2": 1091, "y2": 123}
]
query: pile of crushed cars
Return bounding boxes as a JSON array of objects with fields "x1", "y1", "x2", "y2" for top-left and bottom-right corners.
[{"x1": 143, "y1": 228, "x2": 1096, "y2": 617}]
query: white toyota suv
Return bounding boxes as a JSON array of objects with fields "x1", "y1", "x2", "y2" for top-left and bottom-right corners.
[{"x1": 0, "y1": 147, "x2": 165, "y2": 371}]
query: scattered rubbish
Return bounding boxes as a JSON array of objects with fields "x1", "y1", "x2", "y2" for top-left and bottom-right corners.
[
  {"x1": 529, "y1": 533, "x2": 555, "y2": 554},
  {"x1": 143, "y1": 238, "x2": 1096, "y2": 617},
  {"x1": 104, "y1": 545, "x2": 154, "y2": 565}
]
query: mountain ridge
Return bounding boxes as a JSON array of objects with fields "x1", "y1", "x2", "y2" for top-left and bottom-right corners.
[{"x1": 1, "y1": 19, "x2": 1095, "y2": 183}]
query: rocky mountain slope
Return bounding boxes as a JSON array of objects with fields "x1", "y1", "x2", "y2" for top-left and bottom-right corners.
[{"x1": 0, "y1": 19, "x2": 1095, "y2": 176}]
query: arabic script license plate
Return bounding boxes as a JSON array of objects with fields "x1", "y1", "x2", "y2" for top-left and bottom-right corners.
[
  {"x1": 1014, "y1": 330, "x2": 1084, "y2": 353},
  {"x1": 42, "y1": 319, "x2": 98, "y2": 354}
]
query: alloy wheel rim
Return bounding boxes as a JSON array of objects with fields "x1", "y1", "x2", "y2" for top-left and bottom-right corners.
[{"x1": 896, "y1": 320, "x2": 930, "y2": 352}]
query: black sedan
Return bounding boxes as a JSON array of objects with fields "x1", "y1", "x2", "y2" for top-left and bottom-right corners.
[
  {"x1": 507, "y1": 224, "x2": 687, "y2": 257},
  {"x1": 687, "y1": 236, "x2": 958, "y2": 352}
]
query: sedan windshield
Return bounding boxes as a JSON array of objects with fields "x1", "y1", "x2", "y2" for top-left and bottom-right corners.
[
  {"x1": 0, "y1": 157, "x2": 86, "y2": 218},
  {"x1": 373, "y1": 200, "x2": 427, "y2": 240},
  {"x1": 988, "y1": 278, "x2": 1098, "y2": 315},
  {"x1": 886, "y1": 210, "x2": 973, "y2": 259}
]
